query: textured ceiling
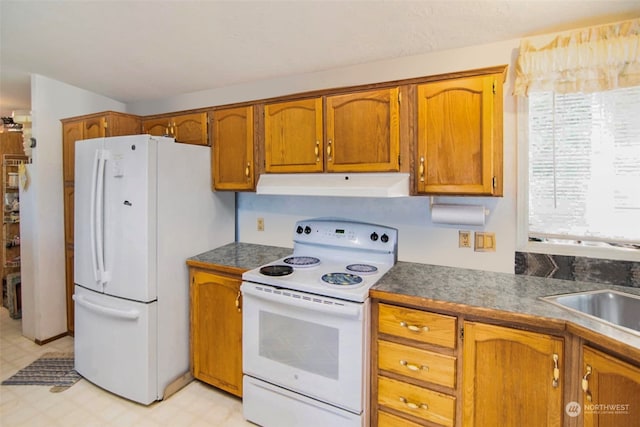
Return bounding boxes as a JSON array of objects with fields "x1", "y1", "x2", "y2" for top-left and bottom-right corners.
[{"x1": 1, "y1": 1, "x2": 640, "y2": 116}]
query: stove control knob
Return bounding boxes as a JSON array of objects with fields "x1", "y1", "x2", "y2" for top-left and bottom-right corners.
[
  {"x1": 370, "y1": 232, "x2": 379, "y2": 241},
  {"x1": 381, "y1": 233, "x2": 389, "y2": 243},
  {"x1": 296, "y1": 226, "x2": 304, "y2": 234},
  {"x1": 304, "y1": 226, "x2": 312, "y2": 234}
]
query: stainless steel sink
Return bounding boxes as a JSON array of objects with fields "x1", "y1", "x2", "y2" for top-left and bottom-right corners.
[{"x1": 541, "y1": 289, "x2": 640, "y2": 335}]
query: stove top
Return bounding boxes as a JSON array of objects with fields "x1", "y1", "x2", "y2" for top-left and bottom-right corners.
[{"x1": 242, "y1": 218, "x2": 398, "y2": 302}]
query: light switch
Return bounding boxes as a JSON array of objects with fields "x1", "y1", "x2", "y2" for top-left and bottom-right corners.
[{"x1": 474, "y1": 232, "x2": 496, "y2": 252}]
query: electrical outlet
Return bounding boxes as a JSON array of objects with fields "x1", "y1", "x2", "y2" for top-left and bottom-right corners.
[
  {"x1": 458, "y1": 231, "x2": 471, "y2": 248},
  {"x1": 474, "y1": 232, "x2": 496, "y2": 252},
  {"x1": 257, "y1": 218, "x2": 264, "y2": 231}
]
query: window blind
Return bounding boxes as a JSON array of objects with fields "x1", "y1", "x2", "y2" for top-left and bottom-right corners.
[{"x1": 528, "y1": 86, "x2": 640, "y2": 244}]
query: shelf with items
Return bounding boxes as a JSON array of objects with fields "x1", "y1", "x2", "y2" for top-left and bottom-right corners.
[{"x1": 2, "y1": 155, "x2": 28, "y2": 271}]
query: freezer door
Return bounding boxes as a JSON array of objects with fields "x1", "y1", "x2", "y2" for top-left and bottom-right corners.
[
  {"x1": 75, "y1": 138, "x2": 105, "y2": 293},
  {"x1": 73, "y1": 285, "x2": 158, "y2": 405},
  {"x1": 101, "y1": 135, "x2": 157, "y2": 302}
]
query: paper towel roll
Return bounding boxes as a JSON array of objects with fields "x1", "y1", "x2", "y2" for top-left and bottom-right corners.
[{"x1": 431, "y1": 204, "x2": 486, "y2": 226}]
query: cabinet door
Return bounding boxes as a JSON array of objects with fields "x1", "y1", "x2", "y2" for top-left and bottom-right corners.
[
  {"x1": 264, "y1": 98, "x2": 323, "y2": 173},
  {"x1": 211, "y1": 106, "x2": 255, "y2": 190},
  {"x1": 172, "y1": 112, "x2": 208, "y2": 145},
  {"x1": 106, "y1": 114, "x2": 141, "y2": 136},
  {"x1": 63, "y1": 184, "x2": 74, "y2": 246},
  {"x1": 417, "y1": 73, "x2": 502, "y2": 195},
  {"x1": 62, "y1": 121, "x2": 83, "y2": 182},
  {"x1": 142, "y1": 117, "x2": 170, "y2": 136},
  {"x1": 84, "y1": 117, "x2": 107, "y2": 139},
  {"x1": 65, "y1": 247, "x2": 74, "y2": 333},
  {"x1": 462, "y1": 322, "x2": 563, "y2": 427},
  {"x1": 582, "y1": 346, "x2": 640, "y2": 427},
  {"x1": 190, "y1": 269, "x2": 243, "y2": 397},
  {"x1": 325, "y1": 88, "x2": 400, "y2": 172}
]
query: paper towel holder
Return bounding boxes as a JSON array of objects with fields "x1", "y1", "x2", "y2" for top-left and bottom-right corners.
[{"x1": 429, "y1": 197, "x2": 490, "y2": 226}]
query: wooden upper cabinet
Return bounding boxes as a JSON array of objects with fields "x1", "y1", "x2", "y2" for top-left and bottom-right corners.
[
  {"x1": 142, "y1": 112, "x2": 208, "y2": 145},
  {"x1": 173, "y1": 113, "x2": 208, "y2": 145},
  {"x1": 325, "y1": 88, "x2": 400, "y2": 172},
  {"x1": 142, "y1": 117, "x2": 170, "y2": 136},
  {"x1": 62, "y1": 120, "x2": 84, "y2": 182},
  {"x1": 83, "y1": 116, "x2": 107, "y2": 139},
  {"x1": 463, "y1": 321, "x2": 564, "y2": 427},
  {"x1": 62, "y1": 112, "x2": 141, "y2": 183},
  {"x1": 264, "y1": 98, "x2": 323, "y2": 173},
  {"x1": 582, "y1": 346, "x2": 640, "y2": 427},
  {"x1": 211, "y1": 106, "x2": 255, "y2": 191},
  {"x1": 417, "y1": 71, "x2": 504, "y2": 195}
]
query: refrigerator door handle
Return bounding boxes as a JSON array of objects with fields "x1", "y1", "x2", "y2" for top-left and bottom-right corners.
[
  {"x1": 89, "y1": 149, "x2": 101, "y2": 284},
  {"x1": 73, "y1": 294, "x2": 140, "y2": 320},
  {"x1": 95, "y1": 149, "x2": 110, "y2": 286}
]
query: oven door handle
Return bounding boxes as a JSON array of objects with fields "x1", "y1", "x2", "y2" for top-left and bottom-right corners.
[{"x1": 241, "y1": 284, "x2": 362, "y2": 319}]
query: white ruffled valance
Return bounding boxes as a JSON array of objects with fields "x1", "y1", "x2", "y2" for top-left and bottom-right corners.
[{"x1": 514, "y1": 19, "x2": 640, "y2": 96}]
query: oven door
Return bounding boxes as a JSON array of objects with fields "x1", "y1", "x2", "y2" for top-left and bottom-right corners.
[{"x1": 241, "y1": 282, "x2": 368, "y2": 414}]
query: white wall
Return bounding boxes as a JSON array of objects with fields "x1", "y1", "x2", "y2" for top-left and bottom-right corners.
[
  {"x1": 21, "y1": 75, "x2": 126, "y2": 341},
  {"x1": 131, "y1": 38, "x2": 520, "y2": 273}
]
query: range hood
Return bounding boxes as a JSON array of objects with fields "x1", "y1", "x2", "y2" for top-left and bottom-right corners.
[{"x1": 256, "y1": 173, "x2": 410, "y2": 198}]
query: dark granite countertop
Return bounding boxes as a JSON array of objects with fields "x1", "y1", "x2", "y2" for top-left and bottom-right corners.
[
  {"x1": 187, "y1": 242, "x2": 292, "y2": 272},
  {"x1": 373, "y1": 261, "x2": 640, "y2": 353},
  {"x1": 188, "y1": 243, "x2": 640, "y2": 354}
]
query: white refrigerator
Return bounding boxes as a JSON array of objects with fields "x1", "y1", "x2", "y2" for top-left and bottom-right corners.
[{"x1": 73, "y1": 134, "x2": 234, "y2": 405}]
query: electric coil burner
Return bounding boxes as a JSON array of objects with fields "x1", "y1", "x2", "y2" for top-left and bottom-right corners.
[
  {"x1": 241, "y1": 218, "x2": 398, "y2": 427},
  {"x1": 283, "y1": 256, "x2": 320, "y2": 267},
  {"x1": 259, "y1": 265, "x2": 293, "y2": 276}
]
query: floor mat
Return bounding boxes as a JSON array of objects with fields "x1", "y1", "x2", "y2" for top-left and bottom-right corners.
[{"x1": 1, "y1": 352, "x2": 81, "y2": 392}]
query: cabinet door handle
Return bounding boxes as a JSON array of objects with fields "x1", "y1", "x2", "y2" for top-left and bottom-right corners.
[
  {"x1": 400, "y1": 360, "x2": 429, "y2": 372},
  {"x1": 235, "y1": 291, "x2": 242, "y2": 312},
  {"x1": 245, "y1": 162, "x2": 251, "y2": 178},
  {"x1": 552, "y1": 353, "x2": 560, "y2": 388},
  {"x1": 400, "y1": 321, "x2": 430, "y2": 333},
  {"x1": 327, "y1": 139, "x2": 332, "y2": 160},
  {"x1": 419, "y1": 156, "x2": 425, "y2": 182},
  {"x1": 399, "y1": 397, "x2": 428, "y2": 411},
  {"x1": 582, "y1": 364, "x2": 592, "y2": 402},
  {"x1": 315, "y1": 141, "x2": 320, "y2": 162}
]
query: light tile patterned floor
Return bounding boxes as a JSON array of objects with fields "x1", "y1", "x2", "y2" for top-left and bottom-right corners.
[{"x1": 0, "y1": 308, "x2": 253, "y2": 426}]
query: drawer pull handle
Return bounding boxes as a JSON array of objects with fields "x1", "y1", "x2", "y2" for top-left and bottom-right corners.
[
  {"x1": 400, "y1": 321, "x2": 430, "y2": 332},
  {"x1": 582, "y1": 364, "x2": 592, "y2": 402},
  {"x1": 399, "y1": 397, "x2": 428, "y2": 411},
  {"x1": 400, "y1": 360, "x2": 429, "y2": 372}
]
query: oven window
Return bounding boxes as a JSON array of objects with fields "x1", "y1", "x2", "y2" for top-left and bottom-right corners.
[{"x1": 259, "y1": 311, "x2": 339, "y2": 380}]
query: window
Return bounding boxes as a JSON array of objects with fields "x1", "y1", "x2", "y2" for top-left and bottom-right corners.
[
  {"x1": 527, "y1": 87, "x2": 640, "y2": 246},
  {"x1": 514, "y1": 18, "x2": 640, "y2": 256}
]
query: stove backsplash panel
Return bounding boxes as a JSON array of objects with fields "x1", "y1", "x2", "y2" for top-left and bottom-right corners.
[{"x1": 515, "y1": 252, "x2": 640, "y2": 288}]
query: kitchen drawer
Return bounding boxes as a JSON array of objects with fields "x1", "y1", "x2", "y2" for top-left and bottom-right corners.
[
  {"x1": 378, "y1": 410, "x2": 425, "y2": 427},
  {"x1": 378, "y1": 340, "x2": 456, "y2": 388},
  {"x1": 378, "y1": 304, "x2": 457, "y2": 349},
  {"x1": 378, "y1": 376, "x2": 455, "y2": 427}
]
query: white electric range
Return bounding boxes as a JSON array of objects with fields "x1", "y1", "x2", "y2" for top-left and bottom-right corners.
[{"x1": 241, "y1": 218, "x2": 398, "y2": 427}]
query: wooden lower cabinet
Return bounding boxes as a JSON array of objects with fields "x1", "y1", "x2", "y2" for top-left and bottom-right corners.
[
  {"x1": 373, "y1": 301, "x2": 458, "y2": 427},
  {"x1": 189, "y1": 267, "x2": 243, "y2": 397},
  {"x1": 462, "y1": 321, "x2": 564, "y2": 427},
  {"x1": 582, "y1": 346, "x2": 640, "y2": 427}
]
